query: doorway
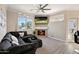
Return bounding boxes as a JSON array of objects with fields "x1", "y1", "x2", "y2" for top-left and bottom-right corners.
[{"x1": 67, "y1": 18, "x2": 78, "y2": 42}]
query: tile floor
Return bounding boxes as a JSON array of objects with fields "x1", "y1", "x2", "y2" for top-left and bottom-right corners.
[{"x1": 36, "y1": 37, "x2": 79, "y2": 54}]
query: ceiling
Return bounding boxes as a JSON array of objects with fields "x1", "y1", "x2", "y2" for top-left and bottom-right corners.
[{"x1": 7, "y1": 4, "x2": 79, "y2": 16}]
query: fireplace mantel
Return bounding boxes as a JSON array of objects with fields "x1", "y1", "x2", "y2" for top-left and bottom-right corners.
[{"x1": 35, "y1": 27, "x2": 48, "y2": 29}]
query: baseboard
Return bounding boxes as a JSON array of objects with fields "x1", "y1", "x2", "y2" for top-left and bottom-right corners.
[{"x1": 48, "y1": 36, "x2": 65, "y2": 42}]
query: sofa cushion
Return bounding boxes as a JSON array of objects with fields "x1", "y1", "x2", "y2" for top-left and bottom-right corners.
[
  {"x1": 0, "y1": 33, "x2": 12, "y2": 50},
  {"x1": 10, "y1": 32, "x2": 25, "y2": 45},
  {"x1": 11, "y1": 35, "x2": 19, "y2": 45},
  {"x1": 2, "y1": 33, "x2": 12, "y2": 42},
  {"x1": 0, "y1": 39, "x2": 12, "y2": 50}
]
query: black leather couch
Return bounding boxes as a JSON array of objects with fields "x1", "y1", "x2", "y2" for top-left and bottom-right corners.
[
  {"x1": 0, "y1": 31, "x2": 42, "y2": 54},
  {"x1": 10, "y1": 31, "x2": 42, "y2": 48},
  {"x1": 74, "y1": 31, "x2": 79, "y2": 44}
]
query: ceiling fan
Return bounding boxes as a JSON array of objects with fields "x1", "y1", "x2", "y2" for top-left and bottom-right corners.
[{"x1": 31, "y1": 4, "x2": 51, "y2": 13}]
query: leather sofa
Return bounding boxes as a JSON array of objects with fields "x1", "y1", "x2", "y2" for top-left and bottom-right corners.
[
  {"x1": 10, "y1": 31, "x2": 42, "y2": 48},
  {"x1": 0, "y1": 31, "x2": 42, "y2": 54}
]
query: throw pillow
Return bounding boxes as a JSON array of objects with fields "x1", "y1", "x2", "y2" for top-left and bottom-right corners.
[{"x1": 11, "y1": 35, "x2": 19, "y2": 45}]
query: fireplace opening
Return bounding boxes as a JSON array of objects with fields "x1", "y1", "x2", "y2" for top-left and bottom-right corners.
[{"x1": 37, "y1": 30, "x2": 45, "y2": 36}]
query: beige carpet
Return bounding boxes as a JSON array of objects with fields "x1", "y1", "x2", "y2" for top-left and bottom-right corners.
[{"x1": 36, "y1": 37, "x2": 79, "y2": 54}]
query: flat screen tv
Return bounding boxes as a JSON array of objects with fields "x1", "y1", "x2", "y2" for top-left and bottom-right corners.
[{"x1": 35, "y1": 17, "x2": 48, "y2": 24}]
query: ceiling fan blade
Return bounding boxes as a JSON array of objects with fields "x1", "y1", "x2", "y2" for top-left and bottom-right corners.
[
  {"x1": 41, "y1": 10, "x2": 45, "y2": 13},
  {"x1": 40, "y1": 4, "x2": 42, "y2": 8},
  {"x1": 43, "y1": 9, "x2": 51, "y2": 10},
  {"x1": 41, "y1": 4, "x2": 48, "y2": 9}
]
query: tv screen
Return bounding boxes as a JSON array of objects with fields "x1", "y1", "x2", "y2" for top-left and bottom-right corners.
[
  {"x1": 35, "y1": 17, "x2": 47, "y2": 20},
  {"x1": 35, "y1": 17, "x2": 48, "y2": 24}
]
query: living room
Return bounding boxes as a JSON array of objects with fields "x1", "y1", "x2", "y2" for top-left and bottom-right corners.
[{"x1": 1, "y1": 4, "x2": 79, "y2": 54}]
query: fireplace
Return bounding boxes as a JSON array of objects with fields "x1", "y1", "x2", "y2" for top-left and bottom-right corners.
[
  {"x1": 38, "y1": 30, "x2": 45, "y2": 36},
  {"x1": 35, "y1": 29, "x2": 47, "y2": 36}
]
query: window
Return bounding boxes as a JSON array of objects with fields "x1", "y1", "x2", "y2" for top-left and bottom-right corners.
[
  {"x1": 26, "y1": 18, "x2": 32, "y2": 29},
  {"x1": 17, "y1": 15, "x2": 32, "y2": 31},
  {"x1": 17, "y1": 15, "x2": 26, "y2": 31}
]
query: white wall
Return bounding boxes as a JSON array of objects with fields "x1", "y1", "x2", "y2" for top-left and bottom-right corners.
[
  {"x1": 48, "y1": 14, "x2": 66, "y2": 41},
  {"x1": 7, "y1": 10, "x2": 18, "y2": 32}
]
